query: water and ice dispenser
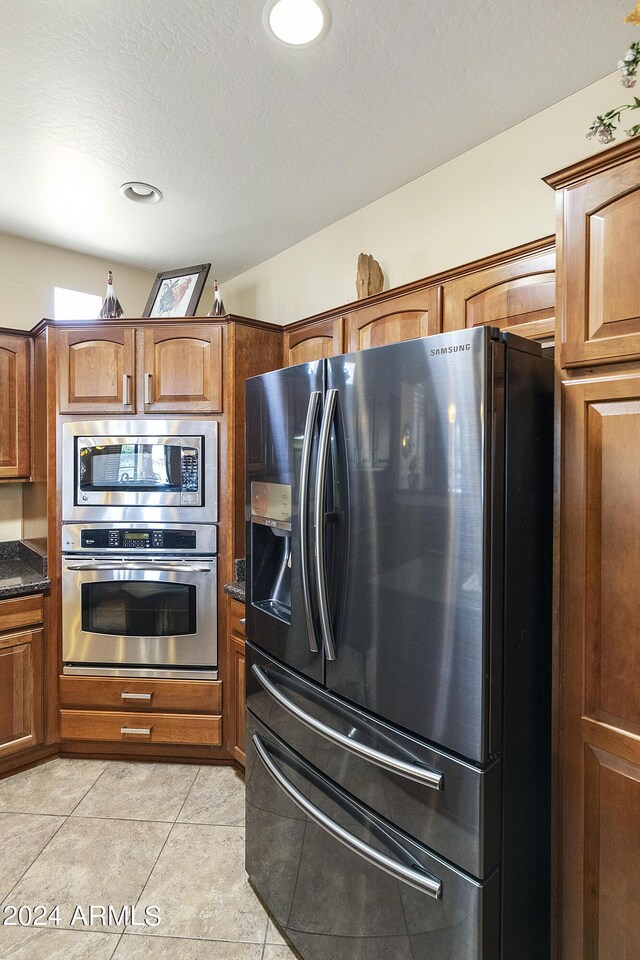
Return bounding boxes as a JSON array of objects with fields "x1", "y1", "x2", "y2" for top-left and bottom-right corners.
[{"x1": 250, "y1": 482, "x2": 292, "y2": 624}]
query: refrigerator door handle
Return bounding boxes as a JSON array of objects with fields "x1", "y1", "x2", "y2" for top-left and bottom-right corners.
[
  {"x1": 315, "y1": 387, "x2": 338, "y2": 660},
  {"x1": 252, "y1": 664, "x2": 443, "y2": 789},
  {"x1": 300, "y1": 390, "x2": 322, "y2": 653},
  {"x1": 252, "y1": 733, "x2": 442, "y2": 900}
]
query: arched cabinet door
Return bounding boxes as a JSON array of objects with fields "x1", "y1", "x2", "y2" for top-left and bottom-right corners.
[
  {"x1": 557, "y1": 156, "x2": 640, "y2": 366},
  {"x1": 345, "y1": 285, "x2": 441, "y2": 352},
  {"x1": 141, "y1": 324, "x2": 223, "y2": 413},
  {"x1": 58, "y1": 329, "x2": 135, "y2": 415},
  {"x1": 0, "y1": 334, "x2": 30, "y2": 478},
  {"x1": 285, "y1": 318, "x2": 345, "y2": 366},
  {"x1": 442, "y1": 250, "x2": 556, "y2": 342}
]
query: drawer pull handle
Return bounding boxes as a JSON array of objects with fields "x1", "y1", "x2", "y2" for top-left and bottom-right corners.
[
  {"x1": 252, "y1": 664, "x2": 443, "y2": 790},
  {"x1": 120, "y1": 726, "x2": 152, "y2": 736},
  {"x1": 252, "y1": 734, "x2": 442, "y2": 899},
  {"x1": 121, "y1": 692, "x2": 153, "y2": 701},
  {"x1": 239, "y1": 618, "x2": 246, "y2": 625}
]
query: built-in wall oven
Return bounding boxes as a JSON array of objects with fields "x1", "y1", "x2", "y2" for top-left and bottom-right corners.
[
  {"x1": 61, "y1": 523, "x2": 217, "y2": 679},
  {"x1": 61, "y1": 419, "x2": 218, "y2": 523}
]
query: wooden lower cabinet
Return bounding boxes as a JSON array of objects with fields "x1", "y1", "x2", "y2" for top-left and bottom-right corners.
[
  {"x1": 60, "y1": 710, "x2": 221, "y2": 746},
  {"x1": 59, "y1": 675, "x2": 223, "y2": 747},
  {"x1": 59, "y1": 675, "x2": 221, "y2": 713},
  {"x1": 227, "y1": 598, "x2": 246, "y2": 766},
  {"x1": 559, "y1": 370, "x2": 640, "y2": 958},
  {"x1": 0, "y1": 594, "x2": 44, "y2": 760}
]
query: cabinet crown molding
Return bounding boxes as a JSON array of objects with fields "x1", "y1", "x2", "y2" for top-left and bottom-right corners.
[{"x1": 544, "y1": 138, "x2": 640, "y2": 190}]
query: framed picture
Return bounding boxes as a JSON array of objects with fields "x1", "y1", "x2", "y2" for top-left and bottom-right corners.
[{"x1": 143, "y1": 263, "x2": 211, "y2": 318}]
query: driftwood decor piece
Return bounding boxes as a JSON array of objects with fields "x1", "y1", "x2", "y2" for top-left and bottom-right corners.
[{"x1": 356, "y1": 253, "x2": 384, "y2": 299}]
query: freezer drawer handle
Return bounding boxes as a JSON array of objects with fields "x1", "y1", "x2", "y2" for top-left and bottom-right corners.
[
  {"x1": 315, "y1": 388, "x2": 338, "y2": 660},
  {"x1": 300, "y1": 390, "x2": 322, "y2": 654},
  {"x1": 252, "y1": 733, "x2": 442, "y2": 900},
  {"x1": 252, "y1": 664, "x2": 443, "y2": 790}
]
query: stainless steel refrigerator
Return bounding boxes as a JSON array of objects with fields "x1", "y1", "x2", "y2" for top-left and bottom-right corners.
[{"x1": 244, "y1": 327, "x2": 553, "y2": 960}]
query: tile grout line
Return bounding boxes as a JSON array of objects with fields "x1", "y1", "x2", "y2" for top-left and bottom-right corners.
[
  {"x1": 0, "y1": 761, "x2": 111, "y2": 916},
  {"x1": 123, "y1": 779, "x2": 198, "y2": 938},
  {"x1": 67, "y1": 759, "x2": 112, "y2": 817},
  {"x1": 171, "y1": 763, "x2": 202, "y2": 825},
  {"x1": 108, "y1": 930, "x2": 125, "y2": 959},
  {"x1": 0, "y1": 813, "x2": 70, "y2": 909}
]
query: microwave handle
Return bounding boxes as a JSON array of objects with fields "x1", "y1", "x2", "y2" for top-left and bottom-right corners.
[{"x1": 65, "y1": 562, "x2": 213, "y2": 572}]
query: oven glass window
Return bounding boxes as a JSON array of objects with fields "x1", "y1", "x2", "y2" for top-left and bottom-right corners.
[
  {"x1": 81, "y1": 582, "x2": 197, "y2": 636},
  {"x1": 79, "y1": 443, "x2": 183, "y2": 492}
]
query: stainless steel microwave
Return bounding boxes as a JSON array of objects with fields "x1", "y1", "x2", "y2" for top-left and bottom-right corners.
[{"x1": 61, "y1": 419, "x2": 218, "y2": 523}]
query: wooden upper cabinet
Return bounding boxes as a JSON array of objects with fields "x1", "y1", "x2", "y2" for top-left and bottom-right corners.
[
  {"x1": 57, "y1": 323, "x2": 223, "y2": 415},
  {"x1": 58, "y1": 328, "x2": 135, "y2": 414},
  {"x1": 546, "y1": 140, "x2": 640, "y2": 367},
  {"x1": 0, "y1": 334, "x2": 30, "y2": 478},
  {"x1": 141, "y1": 324, "x2": 223, "y2": 413},
  {"x1": 442, "y1": 250, "x2": 555, "y2": 341},
  {"x1": 345, "y1": 286, "x2": 441, "y2": 352},
  {"x1": 285, "y1": 317, "x2": 344, "y2": 366}
]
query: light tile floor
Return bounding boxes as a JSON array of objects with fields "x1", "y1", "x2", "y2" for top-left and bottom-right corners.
[{"x1": 0, "y1": 759, "x2": 297, "y2": 959}]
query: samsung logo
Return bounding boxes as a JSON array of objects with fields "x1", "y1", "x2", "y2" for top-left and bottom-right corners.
[{"x1": 430, "y1": 343, "x2": 472, "y2": 356}]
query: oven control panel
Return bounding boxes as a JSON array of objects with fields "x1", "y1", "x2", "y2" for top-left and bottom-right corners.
[{"x1": 80, "y1": 529, "x2": 198, "y2": 550}]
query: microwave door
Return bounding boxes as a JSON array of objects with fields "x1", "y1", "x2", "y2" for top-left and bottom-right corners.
[{"x1": 61, "y1": 420, "x2": 218, "y2": 523}]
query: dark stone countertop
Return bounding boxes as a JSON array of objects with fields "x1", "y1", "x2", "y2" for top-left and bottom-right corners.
[
  {"x1": 0, "y1": 540, "x2": 50, "y2": 601},
  {"x1": 223, "y1": 557, "x2": 245, "y2": 604}
]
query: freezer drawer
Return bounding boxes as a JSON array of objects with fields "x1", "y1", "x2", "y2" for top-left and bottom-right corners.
[
  {"x1": 246, "y1": 642, "x2": 501, "y2": 879},
  {"x1": 246, "y1": 712, "x2": 499, "y2": 960}
]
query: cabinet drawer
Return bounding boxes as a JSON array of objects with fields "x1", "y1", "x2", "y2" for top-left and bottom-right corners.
[
  {"x1": 0, "y1": 594, "x2": 44, "y2": 634},
  {"x1": 229, "y1": 598, "x2": 246, "y2": 637},
  {"x1": 60, "y1": 709, "x2": 222, "y2": 746},
  {"x1": 59, "y1": 676, "x2": 221, "y2": 713}
]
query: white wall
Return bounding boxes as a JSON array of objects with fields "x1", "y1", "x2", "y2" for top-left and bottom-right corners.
[
  {"x1": 0, "y1": 232, "x2": 159, "y2": 331},
  {"x1": 224, "y1": 71, "x2": 624, "y2": 325},
  {"x1": 0, "y1": 485, "x2": 22, "y2": 541}
]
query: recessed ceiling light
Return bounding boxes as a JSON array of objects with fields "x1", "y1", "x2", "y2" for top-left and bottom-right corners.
[
  {"x1": 119, "y1": 181, "x2": 163, "y2": 204},
  {"x1": 263, "y1": 0, "x2": 330, "y2": 47}
]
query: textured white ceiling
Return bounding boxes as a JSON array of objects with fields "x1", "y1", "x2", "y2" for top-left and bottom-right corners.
[{"x1": 0, "y1": 0, "x2": 632, "y2": 279}]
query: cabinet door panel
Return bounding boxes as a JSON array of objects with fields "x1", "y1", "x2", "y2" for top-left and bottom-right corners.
[
  {"x1": 583, "y1": 745, "x2": 640, "y2": 960},
  {"x1": 0, "y1": 335, "x2": 29, "y2": 478},
  {"x1": 285, "y1": 318, "x2": 344, "y2": 366},
  {"x1": 59, "y1": 329, "x2": 135, "y2": 414},
  {"x1": 443, "y1": 250, "x2": 555, "y2": 340},
  {"x1": 560, "y1": 373, "x2": 640, "y2": 958},
  {"x1": 464, "y1": 274, "x2": 555, "y2": 340},
  {"x1": 142, "y1": 324, "x2": 222, "y2": 413},
  {"x1": 0, "y1": 629, "x2": 42, "y2": 759},
  {"x1": 346, "y1": 286, "x2": 441, "y2": 352},
  {"x1": 561, "y1": 157, "x2": 640, "y2": 365},
  {"x1": 230, "y1": 634, "x2": 246, "y2": 766}
]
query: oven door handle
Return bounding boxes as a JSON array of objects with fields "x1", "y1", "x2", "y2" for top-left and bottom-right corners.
[{"x1": 65, "y1": 562, "x2": 213, "y2": 572}]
